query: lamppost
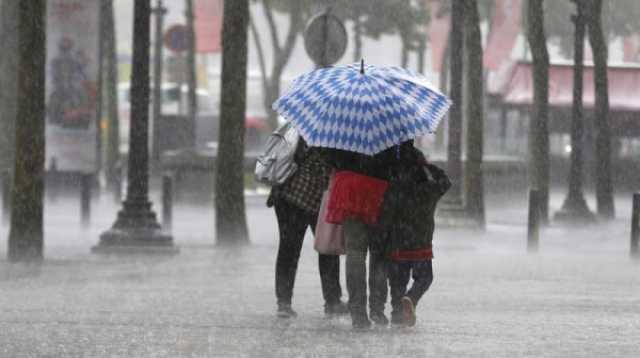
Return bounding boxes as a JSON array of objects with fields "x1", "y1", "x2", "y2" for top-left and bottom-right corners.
[
  {"x1": 185, "y1": 0, "x2": 197, "y2": 147},
  {"x1": 151, "y1": 0, "x2": 166, "y2": 163},
  {"x1": 556, "y1": 0, "x2": 594, "y2": 222},
  {"x1": 94, "y1": 0, "x2": 177, "y2": 254}
]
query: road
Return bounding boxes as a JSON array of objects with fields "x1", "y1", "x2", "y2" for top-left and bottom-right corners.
[{"x1": 0, "y1": 192, "x2": 638, "y2": 357}]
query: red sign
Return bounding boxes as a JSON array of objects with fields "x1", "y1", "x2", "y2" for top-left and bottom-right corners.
[{"x1": 194, "y1": 0, "x2": 223, "y2": 53}]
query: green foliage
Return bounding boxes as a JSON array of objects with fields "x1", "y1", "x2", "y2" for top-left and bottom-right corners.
[
  {"x1": 256, "y1": 0, "x2": 430, "y2": 51},
  {"x1": 544, "y1": 0, "x2": 640, "y2": 58},
  {"x1": 360, "y1": 0, "x2": 429, "y2": 49}
]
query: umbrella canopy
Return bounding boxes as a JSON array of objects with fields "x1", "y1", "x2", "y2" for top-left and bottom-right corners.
[{"x1": 272, "y1": 62, "x2": 451, "y2": 155}]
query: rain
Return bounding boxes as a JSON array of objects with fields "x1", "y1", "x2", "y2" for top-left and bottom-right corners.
[{"x1": 0, "y1": 0, "x2": 639, "y2": 357}]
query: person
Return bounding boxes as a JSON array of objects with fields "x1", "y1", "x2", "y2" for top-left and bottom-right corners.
[
  {"x1": 378, "y1": 145, "x2": 451, "y2": 326},
  {"x1": 322, "y1": 144, "x2": 406, "y2": 329},
  {"x1": 267, "y1": 139, "x2": 348, "y2": 318}
]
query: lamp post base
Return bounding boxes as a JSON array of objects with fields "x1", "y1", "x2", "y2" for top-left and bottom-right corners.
[
  {"x1": 554, "y1": 194, "x2": 595, "y2": 224},
  {"x1": 93, "y1": 199, "x2": 178, "y2": 255}
]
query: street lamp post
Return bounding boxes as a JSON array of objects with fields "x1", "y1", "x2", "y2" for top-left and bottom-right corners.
[
  {"x1": 555, "y1": 0, "x2": 594, "y2": 223},
  {"x1": 94, "y1": 0, "x2": 177, "y2": 254},
  {"x1": 151, "y1": 0, "x2": 167, "y2": 163}
]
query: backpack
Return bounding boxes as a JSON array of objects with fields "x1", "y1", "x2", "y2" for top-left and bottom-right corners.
[{"x1": 254, "y1": 121, "x2": 300, "y2": 186}]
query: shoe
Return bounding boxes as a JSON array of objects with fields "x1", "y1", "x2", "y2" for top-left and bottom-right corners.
[
  {"x1": 351, "y1": 315, "x2": 372, "y2": 330},
  {"x1": 401, "y1": 296, "x2": 416, "y2": 327},
  {"x1": 277, "y1": 304, "x2": 297, "y2": 319},
  {"x1": 324, "y1": 301, "x2": 349, "y2": 317},
  {"x1": 370, "y1": 309, "x2": 389, "y2": 326},
  {"x1": 390, "y1": 310, "x2": 404, "y2": 325}
]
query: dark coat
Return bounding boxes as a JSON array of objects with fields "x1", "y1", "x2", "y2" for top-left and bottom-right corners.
[
  {"x1": 321, "y1": 141, "x2": 415, "y2": 181},
  {"x1": 377, "y1": 151, "x2": 451, "y2": 255}
]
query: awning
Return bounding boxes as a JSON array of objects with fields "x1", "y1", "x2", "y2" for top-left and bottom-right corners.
[{"x1": 494, "y1": 61, "x2": 640, "y2": 112}]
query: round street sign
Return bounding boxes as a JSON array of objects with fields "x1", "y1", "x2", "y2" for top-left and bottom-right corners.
[
  {"x1": 163, "y1": 24, "x2": 189, "y2": 53},
  {"x1": 304, "y1": 12, "x2": 347, "y2": 67}
]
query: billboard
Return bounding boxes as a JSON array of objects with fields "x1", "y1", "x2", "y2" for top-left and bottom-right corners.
[
  {"x1": 194, "y1": 0, "x2": 223, "y2": 53},
  {"x1": 46, "y1": 0, "x2": 101, "y2": 172}
]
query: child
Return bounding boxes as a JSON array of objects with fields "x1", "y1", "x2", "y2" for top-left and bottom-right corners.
[{"x1": 379, "y1": 150, "x2": 451, "y2": 326}]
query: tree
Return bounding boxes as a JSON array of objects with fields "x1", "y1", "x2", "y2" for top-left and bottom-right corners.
[
  {"x1": 545, "y1": 0, "x2": 640, "y2": 58},
  {"x1": 527, "y1": 0, "x2": 551, "y2": 223},
  {"x1": 250, "y1": 0, "x2": 305, "y2": 129},
  {"x1": 324, "y1": 0, "x2": 373, "y2": 62},
  {"x1": 215, "y1": 0, "x2": 250, "y2": 245},
  {"x1": 463, "y1": 0, "x2": 485, "y2": 227},
  {"x1": 362, "y1": 0, "x2": 429, "y2": 68},
  {"x1": 0, "y1": 0, "x2": 20, "y2": 171},
  {"x1": 443, "y1": 0, "x2": 464, "y2": 209},
  {"x1": 587, "y1": 0, "x2": 614, "y2": 218},
  {"x1": 8, "y1": 0, "x2": 46, "y2": 262}
]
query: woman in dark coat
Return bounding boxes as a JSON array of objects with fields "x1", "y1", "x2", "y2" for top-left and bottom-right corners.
[{"x1": 267, "y1": 139, "x2": 348, "y2": 318}]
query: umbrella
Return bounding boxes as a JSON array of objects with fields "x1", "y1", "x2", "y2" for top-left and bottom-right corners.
[{"x1": 272, "y1": 61, "x2": 452, "y2": 155}]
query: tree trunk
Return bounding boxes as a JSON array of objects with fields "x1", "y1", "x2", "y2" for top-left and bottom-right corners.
[
  {"x1": 587, "y1": 0, "x2": 614, "y2": 219},
  {"x1": 435, "y1": 41, "x2": 450, "y2": 151},
  {"x1": 215, "y1": 0, "x2": 249, "y2": 245},
  {"x1": 526, "y1": 0, "x2": 550, "y2": 224},
  {"x1": 445, "y1": 0, "x2": 464, "y2": 207},
  {"x1": 401, "y1": 36, "x2": 410, "y2": 68},
  {"x1": 261, "y1": 0, "x2": 302, "y2": 130},
  {"x1": 103, "y1": 0, "x2": 121, "y2": 190},
  {"x1": 8, "y1": 0, "x2": 46, "y2": 262},
  {"x1": 0, "y1": 0, "x2": 19, "y2": 171},
  {"x1": 463, "y1": 0, "x2": 485, "y2": 227}
]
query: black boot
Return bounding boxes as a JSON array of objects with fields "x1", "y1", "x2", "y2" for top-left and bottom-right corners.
[
  {"x1": 370, "y1": 309, "x2": 389, "y2": 326},
  {"x1": 324, "y1": 301, "x2": 349, "y2": 317},
  {"x1": 277, "y1": 304, "x2": 297, "y2": 319},
  {"x1": 352, "y1": 314, "x2": 372, "y2": 330}
]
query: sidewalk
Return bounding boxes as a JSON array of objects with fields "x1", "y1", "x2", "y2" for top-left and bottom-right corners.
[{"x1": 0, "y1": 193, "x2": 638, "y2": 357}]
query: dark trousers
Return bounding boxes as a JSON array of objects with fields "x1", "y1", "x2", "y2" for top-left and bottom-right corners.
[
  {"x1": 274, "y1": 200, "x2": 342, "y2": 306},
  {"x1": 344, "y1": 219, "x2": 388, "y2": 318},
  {"x1": 368, "y1": 238, "x2": 388, "y2": 313},
  {"x1": 389, "y1": 260, "x2": 433, "y2": 313}
]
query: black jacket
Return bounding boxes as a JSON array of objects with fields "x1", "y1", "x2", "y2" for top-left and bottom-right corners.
[
  {"x1": 377, "y1": 153, "x2": 451, "y2": 254},
  {"x1": 321, "y1": 141, "x2": 416, "y2": 181}
]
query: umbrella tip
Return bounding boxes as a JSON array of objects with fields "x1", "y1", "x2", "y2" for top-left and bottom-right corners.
[{"x1": 360, "y1": 59, "x2": 365, "y2": 74}]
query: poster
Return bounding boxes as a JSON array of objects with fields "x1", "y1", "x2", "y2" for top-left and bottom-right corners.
[{"x1": 46, "y1": 0, "x2": 101, "y2": 172}]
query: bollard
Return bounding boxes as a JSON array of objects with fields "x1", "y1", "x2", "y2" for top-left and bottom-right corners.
[
  {"x1": 2, "y1": 170, "x2": 11, "y2": 224},
  {"x1": 113, "y1": 164, "x2": 123, "y2": 204},
  {"x1": 528, "y1": 189, "x2": 540, "y2": 252},
  {"x1": 631, "y1": 193, "x2": 640, "y2": 259},
  {"x1": 80, "y1": 174, "x2": 92, "y2": 228},
  {"x1": 162, "y1": 175, "x2": 173, "y2": 231}
]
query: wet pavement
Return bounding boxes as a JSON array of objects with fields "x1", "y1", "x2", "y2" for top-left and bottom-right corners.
[{"x1": 0, "y1": 191, "x2": 638, "y2": 357}]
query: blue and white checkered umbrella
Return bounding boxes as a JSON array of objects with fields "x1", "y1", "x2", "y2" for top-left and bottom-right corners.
[{"x1": 272, "y1": 62, "x2": 452, "y2": 155}]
